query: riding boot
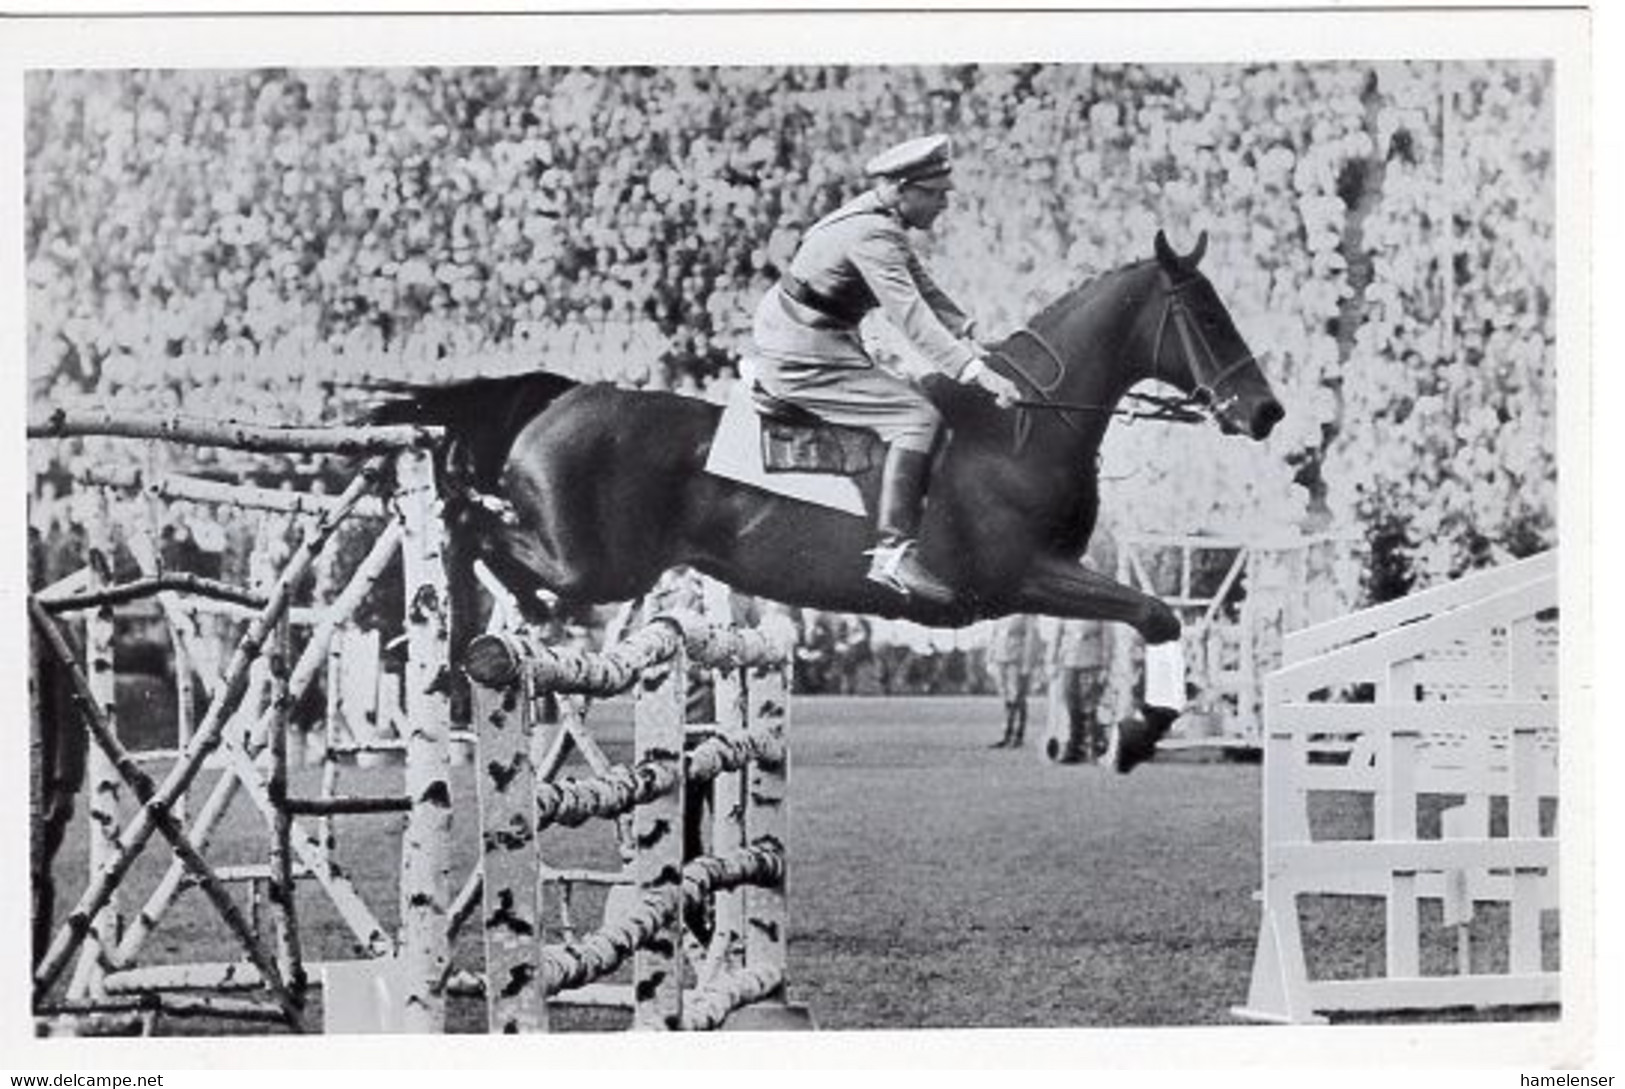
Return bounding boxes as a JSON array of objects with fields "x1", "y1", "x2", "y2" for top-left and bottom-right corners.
[{"x1": 866, "y1": 445, "x2": 956, "y2": 605}]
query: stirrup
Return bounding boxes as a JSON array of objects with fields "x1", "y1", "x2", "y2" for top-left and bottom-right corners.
[
  {"x1": 864, "y1": 539, "x2": 954, "y2": 603},
  {"x1": 864, "y1": 539, "x2": 912, "y2": 593}
]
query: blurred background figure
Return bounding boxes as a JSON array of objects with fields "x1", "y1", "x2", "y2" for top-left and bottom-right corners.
[
  {"x1": 986, "y1": 612, "x2": 1045, "y2": 749},
  {"x1": 1041, "y1": 616, "x2": 1112, "y2": 764},
  {"x1": 1041, "y1": 525, "x2": 1120, "y2": 763}
]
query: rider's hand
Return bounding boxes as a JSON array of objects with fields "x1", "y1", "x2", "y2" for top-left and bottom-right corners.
[{"x1": 961, "y1": 358, "x2": 1021, "y2": 408}]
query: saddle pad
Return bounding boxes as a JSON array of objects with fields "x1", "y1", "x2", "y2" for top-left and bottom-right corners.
[{"x1": 703, "y1": 385, "x2": 867, "y2": 517}]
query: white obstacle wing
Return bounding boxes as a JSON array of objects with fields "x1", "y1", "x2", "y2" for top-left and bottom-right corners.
[{"x1": 1233, "y1": 551, "x2": 1558, "y2": 1023}]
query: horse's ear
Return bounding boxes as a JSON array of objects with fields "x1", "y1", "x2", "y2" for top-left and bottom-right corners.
[
  {"x1": 1153, "y1": 229, "x2": 1176, "y2": 270},
  {"x1": 1188, "y1": 230, "x2": 1208, "y2": 268}
]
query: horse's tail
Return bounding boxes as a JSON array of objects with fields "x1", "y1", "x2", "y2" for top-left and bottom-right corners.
[
  {"x1": 358, "y1": 371, "x2": 581, "y2": 488},
  {"x1": 360, "y1": 371, "x2": 580, "y2": 431}
]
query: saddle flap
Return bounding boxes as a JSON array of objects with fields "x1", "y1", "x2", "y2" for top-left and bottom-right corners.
[
  {"x1": 701, "y1": 381, "x2": 868, "y2": 517},
  {"x1": 752, "y1": 382, "x2": 880, "y2": 476}
]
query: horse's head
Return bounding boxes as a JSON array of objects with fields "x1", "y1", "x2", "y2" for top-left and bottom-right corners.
[{"x1": 1145, "y1": 230, "x2": 1283, "y2": 440}]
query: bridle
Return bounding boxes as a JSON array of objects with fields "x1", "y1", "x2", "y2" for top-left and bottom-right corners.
[
  {"x1": 1149, "y1": 271, "x2": 1261, "y2": 425},
  {"x1": 990, "y1": 269, "x2": 1258, "y2": 429}
]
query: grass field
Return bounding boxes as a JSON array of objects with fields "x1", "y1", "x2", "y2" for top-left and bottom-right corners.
[{"x1": 40, "y1": 692, "x2": 1559, "y2": 1033}]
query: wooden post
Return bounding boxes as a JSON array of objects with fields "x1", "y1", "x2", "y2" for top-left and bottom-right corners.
[
  {"x1": 76, "y1": 490, "x2": 121, "y2": 1001},
  {"x1": 1506, "y1": 615, "x2": 1544, "y2": 977},
  {"x1": 1380, "y1": 659, "x2": 1421, "y2": 985},
  {"x1": 471, "y1": 654, "x2": 548, "y2": 1033},
  {"x1": 395, "y1": 452, "x2": 452, "y2": 1033},
  {"x1": 266, "y1": 610, "x2": 305, "y2": 1003},
  {"x1": 744, "y1": 647, "x2": 791, "y2": 998},
  {"x1": 632, "y1": 637, "x2": 687, "y2": 1030},
  {"x1": 706, "y1": 662, "x2": 746, "y2": 974}
]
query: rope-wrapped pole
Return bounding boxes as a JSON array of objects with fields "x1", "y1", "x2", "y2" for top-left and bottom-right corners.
[
  {"x1": 464, "y1": 619, "x2": 684, "y2": 695},
  {"x1": 680, "y1": 966, "x2": 786, "y2": 1031}
]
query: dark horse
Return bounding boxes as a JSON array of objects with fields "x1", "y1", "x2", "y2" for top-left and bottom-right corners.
[{"x1": 367, "y1": 231, "x2": 1283, "y2": 770}]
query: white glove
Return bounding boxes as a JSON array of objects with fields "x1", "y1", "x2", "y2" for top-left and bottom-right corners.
[{"x1": 961, "y1": 358, "x2": 1022, "y2": 408}]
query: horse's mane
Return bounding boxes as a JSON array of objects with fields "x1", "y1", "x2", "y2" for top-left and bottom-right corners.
[{"x1": 1025, "y1": 256, "x2": 1157, "y2": 330}]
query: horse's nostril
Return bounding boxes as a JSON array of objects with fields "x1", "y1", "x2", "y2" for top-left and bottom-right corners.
[{"x1": 1252, "y1": 400, "x2": 1284, "y2": 439}]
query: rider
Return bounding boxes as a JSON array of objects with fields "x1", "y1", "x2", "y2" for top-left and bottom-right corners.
[{"x1": 747, "y1": 134, "x2": 1022, "y2": 604}]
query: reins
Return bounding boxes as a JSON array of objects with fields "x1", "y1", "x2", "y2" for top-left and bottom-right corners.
[
  {"x1": 988, "y1": 271, "x2": 1246, "y2": 430},
  {"x1": 1008, "y1": 393, "x2": 1207, "y2": 425}
]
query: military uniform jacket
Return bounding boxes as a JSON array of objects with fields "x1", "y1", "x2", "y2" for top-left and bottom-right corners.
[
  {"x1": 988, "y1": 614, "x2": 1046, "y2": 670},
  {"x1": 750, "y1": 190, "x2": 978, "y2": 378}
]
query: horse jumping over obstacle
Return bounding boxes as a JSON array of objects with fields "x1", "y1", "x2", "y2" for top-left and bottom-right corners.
[{"x1": 366, "y1": 231, "x2": 1284, "y2": 771}]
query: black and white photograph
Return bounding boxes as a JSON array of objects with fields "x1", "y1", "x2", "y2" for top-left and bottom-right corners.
[{"x1": 1, "y1": 2, "x2": 1604, "y2": 1074}]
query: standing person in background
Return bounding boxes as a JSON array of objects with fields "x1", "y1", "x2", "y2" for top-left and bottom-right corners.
[
  {"x1": 987, "y1": 613, "x2": 1045, "y2": 749},
  {"x1": 746, "y1": 133, "x2": 1021, "y2": 605},
  {"x1": 831, "y1": 613, "x2": 874, "y2": 694},
  {"x1": 1042, "y1": 616, "x2": 1112, "y2": 763},
  {"x1": 1042, "y1": 524, "x2": 1120, "y2": 762}
]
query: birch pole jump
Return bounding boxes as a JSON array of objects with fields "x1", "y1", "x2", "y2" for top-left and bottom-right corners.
[{"x1": 28, "y1": 412, "x2": 453, "y2": 1034}]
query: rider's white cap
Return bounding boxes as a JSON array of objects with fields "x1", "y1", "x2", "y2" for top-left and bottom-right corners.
[{"x1": 865, "y1": 134, "x2": 954, "y2": 189}]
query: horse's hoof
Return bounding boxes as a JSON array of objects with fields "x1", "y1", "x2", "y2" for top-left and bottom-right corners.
[
  {"x1": 1144, "y1": 705, "x2": 1180, "y2": 738},
  {"x1": 1142, "y1": 604, "x2": 1182, "y2": 646},
  {"x1": 1109, "y1": 707, "x2": 1177, "y2": 774}
]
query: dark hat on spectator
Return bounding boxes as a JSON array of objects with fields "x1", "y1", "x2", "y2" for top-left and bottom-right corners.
[{"x1": 865, "y1": 134, "x2": 954, "y2": 189}]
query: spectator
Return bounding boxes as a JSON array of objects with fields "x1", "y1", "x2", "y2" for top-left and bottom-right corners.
[{"x1": 986, "y1": 613, "x2": 1046, "y2": 749}]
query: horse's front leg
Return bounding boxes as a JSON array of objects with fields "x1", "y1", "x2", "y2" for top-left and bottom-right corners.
[
  {"x1": 1012, "y1": 554, "x2": 1181, "y2": 775},
  {"x1": 1012, "y1": 554, "x2": 1181, "y2": 645}
]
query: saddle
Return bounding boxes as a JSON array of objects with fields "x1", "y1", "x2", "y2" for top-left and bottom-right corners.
[
  {"x1": 702, "y1": 375, "x2": 873, "y2": 516},
  {"x1": 749, "y1": 383, "x2": 880, "y2": 477}
]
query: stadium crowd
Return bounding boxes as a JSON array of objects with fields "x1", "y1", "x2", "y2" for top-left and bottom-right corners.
[{"x1": 26, "y1": 60, "x2": 1557, "y2": 670}]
